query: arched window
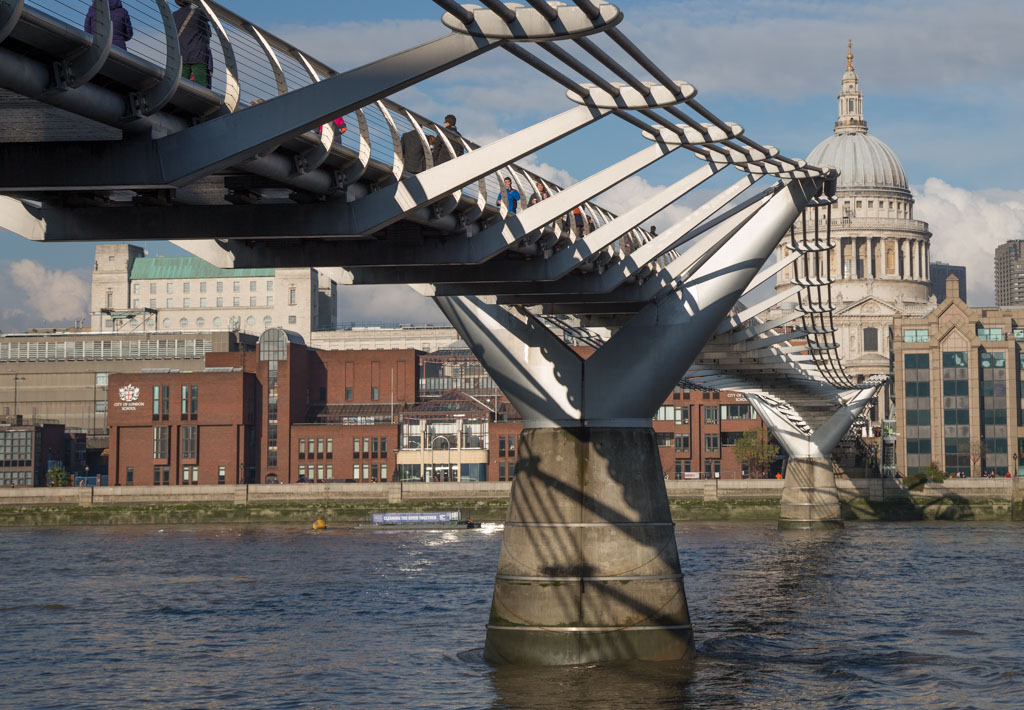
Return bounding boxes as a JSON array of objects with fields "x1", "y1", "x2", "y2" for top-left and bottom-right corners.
[
  {"x1": 246, "y1": 316, "x2": 256, "y2": 328},
  {"x1": 179, "y1": 318, "x2": 188, "y2": 328},
  {"x1": 162, "y1": 318, "x2": 171, "y2": 328},
  {"x1": 885, "y1": 247, "x2": 895, "y2": 273},
  {"x1": 263, "y1": 316, "x2": 272, "y2": 328},
  {"x1": 863, "y1": 327, "x2": 878, "y2": 352},
  {"x1": 212, "y1": 317, "x2": 222, "y2": 327},
  {"x1": 196, "y1": 317, "x2": 205, "y2": 328}
]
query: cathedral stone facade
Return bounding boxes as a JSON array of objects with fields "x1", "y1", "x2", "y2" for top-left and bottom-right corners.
[{"x1": 775, "y1": 43, "x2": 934, "y2": 424}]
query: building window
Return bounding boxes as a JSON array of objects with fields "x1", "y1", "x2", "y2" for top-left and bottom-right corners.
[
  {"x1": 196, "y1": 317, "x2": 205, "y2": 327},
  {"x1": 250, "y1": 297, "x2": 256, "y2": 307},
  {"x1": 200, "y1": 282, "x2": 207, "y2": 293},
  {"x1": 353, "y1": 437, "x2": 361, "y2": 456},
  {"x1": 675, "y1": 434, "x2": 689, "y2": 453},
  {"x1": 326, "y1": 464, "x2": 333, "y2": 480},
  {"x1": 288, "y1": 288, "x2": 297, "y2": 306},
  {"x1": 246, "y1": 316, "x2": 256, "y2": 328},
  {"x1": 216, "y1": 282, "x2": 223, "y2": 293},
  {"x1": 183, "y1": 283, "x2": 190, "y2": 294},
  {"x1": 903, "y1": 329, "x2": 929, "y2": 343},
  {"x1": 317, "y1": 438, "x2": 325, "y2": 457},
  {"x1": 267, "y1": 296, "x2": 273, "y2": 307},
  {"x1": 166, "y1": 283, "x2": 173, "y2": 294},
  {"x1": 133, "y1": 283, "x2": 140, "y2": 295},
  {"x1": 326, "y1": 438, "x2": 333, "y2": 457},
  {"x1": 105, "y1": 291, "x2": 113, "y2": 308},
  {"x1": 675, "y1": 406, "x2": 689, "y2": 425},
  {"x1": 166, "y1": 299, "x2": 173, "y2": 308},
  {"x1": 704, "y1": 434, "x2": 719, "y2": 452},
  {"x1": 704, "y1": 406, "x2": 719, "y2": 424},
  {"x1": 298, "y1": 438, "x2": 305, "y2": 458},
  {"x1": 345, "y1": 387, "x2": 353, "y2": 401},
  {"x1": 95, "y1": 399, "x2": 107, "y2": 413},
  {"x1": 162, "y1": 318, "x2": 170, "y2": 328},
  {"x1": 213, "y1": 317, "x2": 222, "y2": 327},
  {"x1": 353, "y1": 464, "x2": 360, "y2": 479},
  {"x1": 233, "y1": 281, "x2": 240, "y2": 292},
  {"x1": 179, "y1": 318, "x2": 188, "y2": 328},
  {"x1": 218, "y1": 465, "x2": 225, "y2": 484},
  {"x1": 217, "y1": 297, "x2": 224, "y2": 307},
  {"x1": 863, "y1": 327, "x2": 878, "y2": 352},
  {"x1": 977, "y1": 327, "x2": 1004, "y2": 342},
  {"x1": 721, "y1": 404, "x2": 755, "y2": 420},
  {"x1": 267, "y1": 281, "x2": 274, "y2": 292},
  {"x1": 181, "y1": 426, "x2": 198, "y2": 459},
  {"x1": 126, "y1": 466, "x2": 133, "y2": 484},
  {"x1": 288, "y1": 315, "x2": 297, "y2": 324},
  {"x1": 149, "y1": 283, "x2": 157, "y2": 294},
  {"x1": 371, "y1": 386, "x2": 379, "y2": 401},
  {"x1": 153, "y1": 386, "x2": 169, "y2": 416},
  {"x1": 153, "y1": 427, "x2": 169, "y2": 459},
  {"x1": 200, "y1": 298, "x2": 207, "y2": 308},
  {"x1": 182, "y1": 298, "x2": 190, "y2": 308},
  {"x1": 232, "y1": 297, "x2": 240, "y2": 307},
  {"x1": 153, "y1": 465, "x2": 169, "y2": 485},
  {"x1": 249, "y1": 281, "x2": 257, "y2": 292}
]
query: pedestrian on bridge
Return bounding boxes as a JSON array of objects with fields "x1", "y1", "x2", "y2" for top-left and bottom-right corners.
[
  {"x1": 497, "y1": 177, "x2": 520, "y2": 214},
  {"x1": 84, "y1": 0, "x2": 133, "y2": 51},
  {"x1": 432, "y1": 115, "x2": 465, "y2": 165},
  {"x1": 174, "y1": 0, "x2": 213, "y2": 89}
]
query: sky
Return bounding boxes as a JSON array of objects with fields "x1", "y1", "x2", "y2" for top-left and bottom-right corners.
[{"x1": 2, "y1": 0, "x2": 1023, "y2": 331}]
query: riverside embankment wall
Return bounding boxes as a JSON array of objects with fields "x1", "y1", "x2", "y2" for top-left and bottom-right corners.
[{"x1": 0, "y1": 478, "x2": 1021, "y2": 526}]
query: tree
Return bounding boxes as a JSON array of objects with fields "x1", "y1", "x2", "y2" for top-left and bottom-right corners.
[
  {"x1": 734, "y1": 428, "x2": 780, "y2": 478},
  {"x1": 969, "y1": 440, "x2": 986, "y2": 477},
  {"x1": 46, "y1": 465, "x2": 71, "y2": 487}
]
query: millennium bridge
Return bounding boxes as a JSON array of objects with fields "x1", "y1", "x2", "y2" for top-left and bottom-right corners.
[{"x1": 0, "y1": 0, "x2": 884, "y2": 665}]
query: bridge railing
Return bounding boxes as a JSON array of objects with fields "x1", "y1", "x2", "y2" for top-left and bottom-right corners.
[{"x1": 15, "y1": 1, "x2": 662, "y2": 259}]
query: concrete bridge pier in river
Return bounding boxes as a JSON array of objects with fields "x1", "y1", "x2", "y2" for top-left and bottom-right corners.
[{"x1": 435, "y1": 179, "x2": 821, "y2": 665}]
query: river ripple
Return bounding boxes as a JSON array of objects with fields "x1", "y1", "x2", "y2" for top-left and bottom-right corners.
[{"x1": 1, "y1": 521, "x2": 1022, "y2": 709}]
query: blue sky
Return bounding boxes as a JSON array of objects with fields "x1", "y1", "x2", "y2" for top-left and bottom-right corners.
[{"x1": 2, "y1": 0, "x2": 1023, "y2": 329}]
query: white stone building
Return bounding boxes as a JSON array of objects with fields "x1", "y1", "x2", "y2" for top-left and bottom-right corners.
[
  {"x1": 90, "y1": 244, "x2": 337, "y2": 342},
  {"x1": 775, "y1": 43, "x2": 935, "y2": 423}
]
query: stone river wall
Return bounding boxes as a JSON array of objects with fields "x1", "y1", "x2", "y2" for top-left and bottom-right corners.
[{"x1": 0, "y1": 478, "x2": 1021, "y2": 526}]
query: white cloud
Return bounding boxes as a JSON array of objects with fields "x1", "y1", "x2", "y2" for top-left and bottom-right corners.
[
  {"x1": 335, "y1": 284, "x2": 444, "y2": 325},
  {"x1": 914, "y1": 178, "x2": 1024, "y2": 305},
  {"x1": 0, "y1": 259, "x2": 90, "y2": 332}
]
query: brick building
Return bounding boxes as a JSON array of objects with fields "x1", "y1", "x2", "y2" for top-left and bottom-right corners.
[{"x1": 108, "y1": 329, "x2": 771, "y2": 485}]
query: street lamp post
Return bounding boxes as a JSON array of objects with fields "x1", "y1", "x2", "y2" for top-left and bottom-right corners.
[
  {"x1": 1013, "y1": 452, "x2": 1018, "y2": 478},
  {"x1": 13, "y1": 375, "x2": 26, "y2": 422}
]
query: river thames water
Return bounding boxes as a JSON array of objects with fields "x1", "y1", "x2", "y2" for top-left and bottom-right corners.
[{"x1": 1, "y1": 521, "x2": 1022, "y2": 709}]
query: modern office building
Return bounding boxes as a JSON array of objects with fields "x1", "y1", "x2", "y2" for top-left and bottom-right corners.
[
  {"x1": 774, "y1": 43, "x2": 935, "y2": 426},
  {"x1": 994, "y1": 240, "x2": 1024, "y2": 307},
  {"x1": 107, "y1": 332, "x2": 772, "y2": 485},
  {"x1": 894, "y1": 274, "x2": 1023, "y2": 477},
  {"x1": 90, "y1": 244, "x2": 338, "y2": 342},
  {"x1": 931, "y1": 262, "x2": 967, "y2": 303}
]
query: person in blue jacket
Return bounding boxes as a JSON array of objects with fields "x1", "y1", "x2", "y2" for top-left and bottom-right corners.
[
  {"x1": 496, "y1": 177, "x2": 520, "y2": 214},
  {"x1": 84, "y1": 0, "x2": 133, "y2": 51}
]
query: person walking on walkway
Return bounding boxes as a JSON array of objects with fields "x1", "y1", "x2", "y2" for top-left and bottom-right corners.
[
  {"x1": 432, "y1": 114, "x2": 465, "y2": 165},
  {"x1": 84, "y1": 0, "x2": 133, "y2": 51},
  {"x1": 174, "y1": 0, "x2": 212, "y2": 89}
]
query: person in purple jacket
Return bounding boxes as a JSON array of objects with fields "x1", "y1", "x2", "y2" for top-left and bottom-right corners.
[{"x1": 84, "y1": 0, "x2": 134, "y2": 51}]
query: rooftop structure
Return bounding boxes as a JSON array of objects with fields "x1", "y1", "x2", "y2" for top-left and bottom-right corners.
[{"x1": 91, "y1": 244, "x2": 337, "y2": 341}]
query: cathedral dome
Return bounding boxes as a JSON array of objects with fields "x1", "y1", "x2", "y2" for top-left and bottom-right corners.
[{"x1": 807, "y1": 132, "x2": 908, "y2": 191}]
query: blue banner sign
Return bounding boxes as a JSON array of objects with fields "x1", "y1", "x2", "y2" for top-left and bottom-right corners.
[{"x1": 372, "y1": 512, "x2": 460, "y2": 525}]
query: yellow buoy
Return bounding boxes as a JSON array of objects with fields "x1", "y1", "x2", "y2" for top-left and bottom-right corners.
[{"x1": 313, "y1": 519, "x2": 327, "y2": 530}]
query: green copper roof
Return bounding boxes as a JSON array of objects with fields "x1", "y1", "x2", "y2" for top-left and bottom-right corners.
[{"x1": 129, "y1": 257, "x2": 275, "y2": 280}]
